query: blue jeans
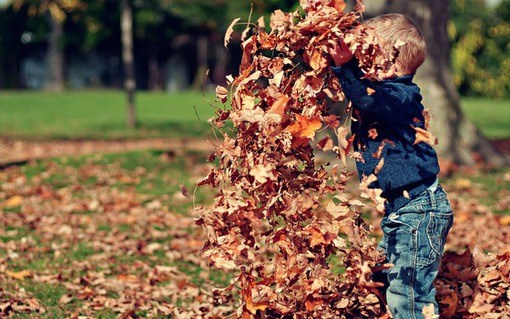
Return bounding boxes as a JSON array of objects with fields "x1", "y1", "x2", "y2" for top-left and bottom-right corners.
[{"x1": 379, "y1": 184, "x2": 453, "y2": 319}]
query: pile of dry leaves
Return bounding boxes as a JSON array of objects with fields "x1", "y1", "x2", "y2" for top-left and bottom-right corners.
[
  {"x1": 436, "y1": 249, "x2": 510, "y2": 318},
  {"x1": 196, "y1": 0, "x2": 393, "y2": 318},
  {"x1": 195, "y1": 0, "x2": 510, "y2": 318}
]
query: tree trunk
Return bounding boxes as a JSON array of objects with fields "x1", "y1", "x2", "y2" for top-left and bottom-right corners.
[
  {"x1": 380, "y1": 0, "x2": 508, "y2": 167},
  {"x1": 148, "y1": 50, "x2": 161, "y2": 90},
  {"x1": 192, "y1": 34, "x2": 209, "y2": 90},
  {"x1": 213, "y1": 42, "x2": 229, "y2": 85},
  {"x1": 45, "y1": 12, "x2": 65, "y2": 92},
  {"x1": 120, "y1": 0, "x2": 137, "y2": 128}
]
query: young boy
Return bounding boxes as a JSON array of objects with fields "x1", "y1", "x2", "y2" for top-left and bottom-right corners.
[{"x1": 331, "y1": 14, "x2": 454, "y2": 319}]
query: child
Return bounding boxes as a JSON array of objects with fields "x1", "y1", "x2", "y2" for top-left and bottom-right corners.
[{"x1": 331, "y1": 14, "x2": 454, "y2": 319}]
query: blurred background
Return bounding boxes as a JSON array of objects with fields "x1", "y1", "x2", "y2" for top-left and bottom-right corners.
[
  {"x1": 0, "y1": 0, "x2": 506, "y2": 95},
  {"x1": 0, "y1": 0, "x2": 300, "y2": 91}
]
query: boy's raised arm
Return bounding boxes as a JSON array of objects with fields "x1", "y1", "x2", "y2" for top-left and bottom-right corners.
[{"x1": 331, "y1": 61, "x2": 415, "y2": 123}]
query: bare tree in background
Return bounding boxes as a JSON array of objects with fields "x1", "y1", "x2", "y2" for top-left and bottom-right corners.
[
  {"x1": 12, "y1": 0, "x2": 85, "y2": 91},
  {"x1": 45, "y1": 10, "x2": 64, "y2": 92},
  {"x1": 374, "y1": 0, "x2": 507, "y2": 167},
  {"x1": 120, "y1": 0, "x2": 137, "y2": 128}
]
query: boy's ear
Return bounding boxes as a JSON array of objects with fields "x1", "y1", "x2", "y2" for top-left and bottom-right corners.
[{"x1": 380, "y1": 64, "x2": 397, "y2": 79}]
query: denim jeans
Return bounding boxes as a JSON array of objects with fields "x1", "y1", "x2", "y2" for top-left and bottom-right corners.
[{"x1": 379, "y1": 183, "x2": 453, "y2": 319}]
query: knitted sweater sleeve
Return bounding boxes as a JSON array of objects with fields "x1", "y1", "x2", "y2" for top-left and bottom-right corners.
[{"x1": 331, "y1": 60, "x2": 415, "y2": 123}]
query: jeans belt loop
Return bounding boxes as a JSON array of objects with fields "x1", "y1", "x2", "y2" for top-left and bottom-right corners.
[{"x1": 427, "y1": 178, "x2": 438, "y2": 209}]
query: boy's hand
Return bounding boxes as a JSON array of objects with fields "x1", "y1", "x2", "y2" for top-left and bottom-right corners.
[{"x1": 328, "y1": 38, "x2": 353, "y2": 66}]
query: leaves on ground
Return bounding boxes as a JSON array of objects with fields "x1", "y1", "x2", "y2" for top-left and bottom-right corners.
[{"x1": 0, "y1": 151, "x2": 233, "y2": 318}]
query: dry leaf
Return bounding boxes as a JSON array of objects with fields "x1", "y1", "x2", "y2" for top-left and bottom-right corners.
[
  {"x1": 374, "y1": 158, "x2": 384, "y2": 174},
  {"x1": 368, "y1": 128, "x2": 378, "y2": 139},
  {"x1": 215, "y1": 85, "x2": 229, "y2": 103},
  {"x1": 413, "y1": 126, "x2": 438, "y2": 146},
  {"x1": 6, "y1": 269, "x2": 32, "y2": 280},
  {"x1": 284, "y1": 114, "x2": 322, "y2": 139},
  {"x1": 330, "y1": 0, "x2": 347, "y2": 13},
  {"x1": 224, "y1": 18, "x2": 241, "y2": 47},
  {"x1": 266, "y1": 95, "x2": 291, "y2": 116},
  {"x1": 4, "y1": 195, "x2": 22, "y2": 207},
  {"x1": 180, "y1": 184, "x2": 190, "y2": 198}
]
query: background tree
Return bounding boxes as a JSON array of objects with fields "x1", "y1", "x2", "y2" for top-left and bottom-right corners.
[
  {"x1": 8, "y1": 0, "x2": 87, "y2": 91},
  {"x1": 0, "y1": 3, "x2": 43, "y2": 88},
  {"x1": 449, "y1": 0, "x2": 510, "y2": 98},
  {"x1": 372, "y1": 0, "x2": 508, "y2": 166},
  {"x1": 165, "y1": 0, "x2": 297, "y2": 87},
  {"x1": 120, "y1": 0, "x2": 137, "y2": 128}
]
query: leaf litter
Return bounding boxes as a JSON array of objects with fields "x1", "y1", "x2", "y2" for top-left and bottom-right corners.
[
  {"x1": 0, "y1": 153, "x2": 233, "y2": 318},
  {"x1": 1, "y1": 151, "x2": 507, "y2": 318}
]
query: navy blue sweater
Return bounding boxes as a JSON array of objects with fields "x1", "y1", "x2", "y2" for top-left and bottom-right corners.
[{"x1": 332, "y1": 60, "x2": 440, "y2": 212}]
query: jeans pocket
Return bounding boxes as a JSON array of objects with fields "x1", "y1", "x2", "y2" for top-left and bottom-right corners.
[{"x1": 417, "y1": 211, "x2": 453, "y2": 267}]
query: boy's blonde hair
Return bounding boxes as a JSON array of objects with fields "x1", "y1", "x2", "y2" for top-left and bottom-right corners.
[{"x1": 364, "y1": 13, "x2": 426, "y2": 75}]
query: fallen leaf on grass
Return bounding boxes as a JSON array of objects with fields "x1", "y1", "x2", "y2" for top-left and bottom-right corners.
[
  {"x1": 3, "y1": 195, "x2": 22, "y2": 207},
  {"x1": 6, "y1": 269, "x2": 32, "y2": 280},
  {"x1": 58, "y1": 294, "x2": 73, "y2": 304}
]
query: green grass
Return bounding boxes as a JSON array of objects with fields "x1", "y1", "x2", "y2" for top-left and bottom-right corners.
[
  {"x1": 461, "y1": 97, "x2": 510, "y2": 139},
  {"x1": 0, "y1": 90, "x2": 508, "y2": 140},
  {"x1": 0, "y1": 90, "x2": 218, "y2": 139},
  {"x1": 18, "y1": 149, "x2": 214, "y2": 213}
]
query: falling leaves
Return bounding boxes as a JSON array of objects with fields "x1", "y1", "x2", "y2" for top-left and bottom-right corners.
[
  {"x1": 197, "y1": 1, "x2": 392, "y2": 317},
  {"x1": 366, "y1": 87, "x2": 376, "y2": 95},
  {"x1": 180, "y1": 184, "x2": 190, "y2": 198},
  {"x1": 224, "y1": 17, "x2": 241, "y2": 47},
  {"x1": 215, "y1": 85, "x2": 229, "y2": 103},
  {"x1": 413, "y1": 126, "x2": 438, "y2": 146},
  {"x1": 284, "y1": 114, "x2": 323, "y2": 139}
]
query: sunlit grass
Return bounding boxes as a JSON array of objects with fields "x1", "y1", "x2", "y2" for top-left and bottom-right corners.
[
  {"x1": 461, "y1": 97, "x2": 510, "y2": 139},
  {"x1": 0, "y1": 90, "x2": 218, "y2": 139},
  {"x1": 0, "y1": 90, "x2": 508, "y2": 140}
]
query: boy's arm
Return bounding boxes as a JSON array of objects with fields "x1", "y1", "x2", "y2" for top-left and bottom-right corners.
[
  {"x1": 331, "y1": 60, "x2": 377, "y2": 111},
  {"x1": 331, "y1": 61, "x2": 413, "y2": 123}
]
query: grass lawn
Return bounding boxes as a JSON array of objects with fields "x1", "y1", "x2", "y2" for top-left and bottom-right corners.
[
  {"x1": 0, "y1": 90, "x2": 218, "y2": 140},
  {"x1": 0, "y1": 90, "x2": 509, "y2": 140},
  {"x1": 461, "y1": 97, "x2": 510, "y2": 139}
]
